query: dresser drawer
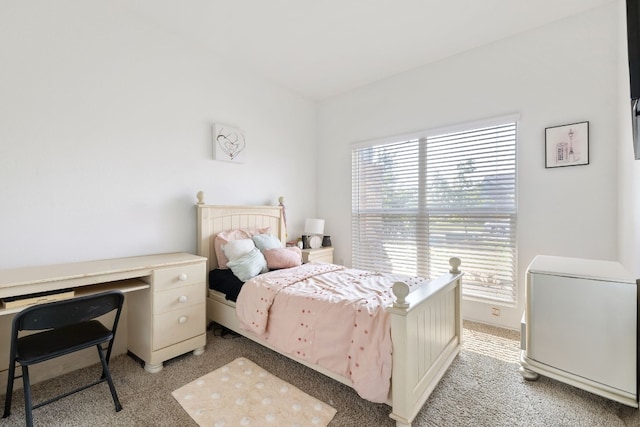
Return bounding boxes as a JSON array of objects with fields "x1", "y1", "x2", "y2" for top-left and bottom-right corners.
[
  {"x1": 153, "y1": 263, "x2": 205, "y2": 292},
  {"x1": 153, "y1": 283, "x2": 204, "y2": 314},
  {"x1": 152, "y1": 303, "x2": 205, "y2": 351}
]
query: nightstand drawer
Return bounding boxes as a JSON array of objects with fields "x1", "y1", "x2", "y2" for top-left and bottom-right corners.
[
  {"x1": 153, "y1": 283, "x2": 204, "y2": 314},
  {"x1": 153, "y1": 303, "x2": 205, "y2": 350},
  {"x1": 302, "y1": 247, "x2": 334, "y2": 264},
  {"x1": 153, "y1": 263, "x2": 206, "y2": 292}
]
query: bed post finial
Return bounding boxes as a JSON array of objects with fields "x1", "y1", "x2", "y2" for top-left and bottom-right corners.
[
  {"x1": 278, "y1": 196, "x2": 287, "y2": 239},
  {"x1": 449, "y1": 257, "x2": 461, "y2": 274},
  {"x1": 392, "y1": 282, "x2": 410, "y2": 308},
  {"x1": 196, "y1": 191, "x2": 205, "y2": 205}
]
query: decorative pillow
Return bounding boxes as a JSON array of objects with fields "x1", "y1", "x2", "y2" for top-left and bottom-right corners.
[
  {"x1": 222, "y1": 239, "x2": 255, "y2": 263},
  {"x1": 252, "y1": 233, "x2": 283, "y2": 251},
  {"x1": 263, "y1": 247, "x2": 302, "y2": 270},
  {"x1": 227, "y1": 248, "x2": 268, "y2": 282},
  {"x1": 214, "y1": 227, "x2": 270, "y2": 269}
]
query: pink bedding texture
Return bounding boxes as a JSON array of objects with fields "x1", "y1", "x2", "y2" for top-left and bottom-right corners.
[{"x1": 235, "y1": 263, "x2": 425, "y2": 403}]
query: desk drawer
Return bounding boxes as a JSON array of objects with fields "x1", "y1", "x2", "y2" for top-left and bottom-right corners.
[
  {"x1": 154, "y1": 283, "x2": 204, "y2": 314},
  {"x1": 153, "y1": 263, "x2": 205, "y2": 292},
  {"x1": 153, "y1": 303, "x2": 205, "y2": 351}
]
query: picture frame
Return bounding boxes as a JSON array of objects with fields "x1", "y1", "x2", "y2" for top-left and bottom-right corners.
[
  {"x1": 212, "y1": 124, "x2": 246, "y2": 163},
  {"x1": 545, "y1": 121, "x2": 589, "y2": 168}
]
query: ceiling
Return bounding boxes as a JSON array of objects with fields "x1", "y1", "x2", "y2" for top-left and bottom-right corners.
[{"x1": 123, "y1": 0, "x2": 615, "y2": 100}]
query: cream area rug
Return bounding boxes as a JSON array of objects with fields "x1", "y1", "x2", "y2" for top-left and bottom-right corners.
[{"x1": 172, "y1": 357, "x2": 337, "y2": 427}]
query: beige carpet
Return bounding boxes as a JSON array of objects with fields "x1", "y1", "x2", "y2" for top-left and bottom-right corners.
[
  {"x1": 1, "y1": 320, "x2": 638, "y2": 426},
  {"x1": 172, "y1": 357, "x2": 336, "y2": 426}
]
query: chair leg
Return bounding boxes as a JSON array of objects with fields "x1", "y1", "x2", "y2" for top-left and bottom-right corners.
[
  {"x1": 2, "y1": 358, "x2": 16, "y2": 419},
  {"x1": 96, "y1": 344, "x2": 122, "y2": 412},
  {"x1": 22, "y1": 365, "x2": 34, "y2": 427}
]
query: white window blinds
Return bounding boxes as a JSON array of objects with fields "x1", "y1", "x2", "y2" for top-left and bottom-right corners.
[{"x1": 352, "y1": 121, "x2": 517, "y2": 304}]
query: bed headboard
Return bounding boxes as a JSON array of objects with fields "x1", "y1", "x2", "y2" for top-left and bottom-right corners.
[{"x1": 196, "y1": 191, "x2": 286, "y2": 273}]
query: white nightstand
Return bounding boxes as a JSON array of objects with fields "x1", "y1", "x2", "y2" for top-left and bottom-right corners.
[{"x1": 301, "y1": 247, "x2": 334, "y2": 264}]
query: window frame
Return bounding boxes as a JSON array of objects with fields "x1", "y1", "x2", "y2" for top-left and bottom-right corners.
[{"x1": 351, "y1": 115, "x2": 518, "y2": 305}]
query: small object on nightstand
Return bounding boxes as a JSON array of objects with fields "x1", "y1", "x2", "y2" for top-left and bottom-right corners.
[
  {"x1": 309, "y1": 235, "x2": 322, "y2": 249},
  {"x1": 322, "y1": 236, "x2": 332, "y2": 247}
]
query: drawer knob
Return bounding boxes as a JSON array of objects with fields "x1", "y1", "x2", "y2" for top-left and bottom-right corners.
[
  {"x1": 178, "y1": 273, "x2": 188, "y2": 281},
  {"x1": 178, "y1": 295, "x2": 188, "y2": 303},
  {"x1": 178, "y1": 316, "x2": 188, "y2": 324}
]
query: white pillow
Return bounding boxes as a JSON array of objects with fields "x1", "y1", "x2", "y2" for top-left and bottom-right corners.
[
  {"x1": 222, "y1": 239, "x2": 255, "y2": 263},
  {"x1": 214, "y1": 227, "x2": 271, "y2": 269},
  {"x1": 227, "y1": 248, "x2": 268, "y2": 281}
]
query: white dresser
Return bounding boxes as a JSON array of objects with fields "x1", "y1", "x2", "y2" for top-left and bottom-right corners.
[{"x1": 519, "y1": 255, "x2": 638, "y2": 407}]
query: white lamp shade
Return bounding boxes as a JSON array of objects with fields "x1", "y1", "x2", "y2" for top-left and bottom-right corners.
[{"x1": 304, "y1": 218, "x2": 325, "y2": 235}]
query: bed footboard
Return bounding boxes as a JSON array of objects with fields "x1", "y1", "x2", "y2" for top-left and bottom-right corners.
[{"x1": 386, "y1": 257, "x2": 463, "y2": 427}]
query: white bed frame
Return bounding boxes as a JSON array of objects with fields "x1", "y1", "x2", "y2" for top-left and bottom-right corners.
[{"x1": 195, "y1": 192, "x2": 463, "y2": 427}]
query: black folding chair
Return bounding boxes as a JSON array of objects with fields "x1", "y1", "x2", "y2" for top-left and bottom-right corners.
[{"x1": 2, "y1": 290, "x2": 125, "y2": 426}]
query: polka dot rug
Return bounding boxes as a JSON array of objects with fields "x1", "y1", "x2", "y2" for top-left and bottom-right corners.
[{"x1": 172, "y1": 357, "x2": 336, "y2": 427}]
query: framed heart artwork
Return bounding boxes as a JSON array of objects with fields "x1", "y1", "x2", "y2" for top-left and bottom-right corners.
[{"x1": 212, "y1": 124, "x2": 246, "y2": 163}]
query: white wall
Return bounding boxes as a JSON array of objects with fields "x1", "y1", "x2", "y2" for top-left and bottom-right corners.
[
  {"x1": 0, "y1": 1, "x2": 317, "y2": 269},
  {"x1": 317, "y1": 3, "x2": 620, "y2": 329},
  {"x1": 1, "y1": 1, "x2": 632, "y2": 330},
  {"x1": 618, "y1": 0, "x2": 640, "y2": 276}
]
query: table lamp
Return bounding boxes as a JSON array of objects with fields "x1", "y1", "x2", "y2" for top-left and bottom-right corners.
[{"x1": 304, "y1": 218, "x2": 325, "y2": 249}]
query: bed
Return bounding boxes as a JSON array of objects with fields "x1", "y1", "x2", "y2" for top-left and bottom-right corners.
[{"x1": 195, "y1": 192, "x2": 463, "y2": 427}]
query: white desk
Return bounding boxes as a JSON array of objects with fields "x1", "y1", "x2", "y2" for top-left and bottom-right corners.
[{"x1": 0, "y1": 253, "x2": 207, "y2": 390}]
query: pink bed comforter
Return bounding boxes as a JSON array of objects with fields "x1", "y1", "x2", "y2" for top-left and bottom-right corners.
[{"x1": 235, "y1": 263, "x2": 423, "y2": 403}]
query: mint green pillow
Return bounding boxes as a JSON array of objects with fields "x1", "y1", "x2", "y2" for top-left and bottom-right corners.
[
  {"x1": 252, "y1": 233, "x2": 283, "y2": 251},
  {"x1": 227, "y1": 248, "x2": 268, "y2": 281}
]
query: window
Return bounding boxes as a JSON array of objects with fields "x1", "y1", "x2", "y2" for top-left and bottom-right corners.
[{"x1": 352, "y1": 119, "x2": 517, "y2": 304}]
